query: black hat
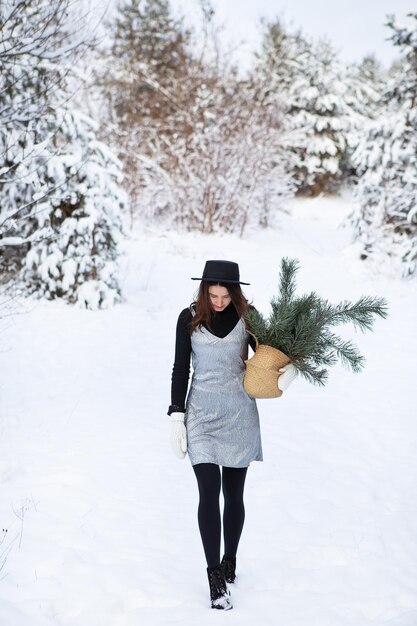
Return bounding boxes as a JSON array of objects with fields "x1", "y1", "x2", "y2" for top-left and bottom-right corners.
[{"x1": 191, "y1": 260, "x2": 250, "y2": 285}]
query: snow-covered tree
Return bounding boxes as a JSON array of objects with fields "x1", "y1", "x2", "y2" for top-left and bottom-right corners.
[
  {"x1": 112, "y1": 0, "x2": 189, "y2": 71},
  {"x1": 345, "y1": 55, "x2": 386, "y2": 120},
  {"x1": 93, "y1": 0, "x2": 192, "y2": 217},
  {"x1": 289, "y1": 38, "x2": 357, "y2": 194},
  {"x1": 350, "y1": 13, "x2": 417, "y2": 276},
  {"x1": 19, "y1": 110, "x2": 126, "y2": 308},
  {"x1": 0, "y1": 0, "x2": 125, "y2": 307},
  {"x1": 254, "y1": 17, "x2": 309, "y2": 96},
  {"x1": 254, "y1": 20, "x2": 369, "y2": 195},
  {"x1": 252, "y1": 18, "x2": 311, "y2": 188},
  {"x1": 100, "y1": 0, "x2": 191, "y2": 137},
  {"x1": 340, "y1": 55, "x2": 387, "y2": 180}
]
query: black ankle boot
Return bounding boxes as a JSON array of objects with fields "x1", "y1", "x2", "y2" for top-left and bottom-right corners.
[
  {"x1": 206, "y1": 564, "x2": 233, "y2": 610},
  {"x1": 220, "y1": 555, "x2": 236, "y2": 584}
]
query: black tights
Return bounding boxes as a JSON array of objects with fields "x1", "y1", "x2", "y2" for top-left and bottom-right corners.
[{"x1": 193, "y1": 463, "x2": 248, "y2": 569}]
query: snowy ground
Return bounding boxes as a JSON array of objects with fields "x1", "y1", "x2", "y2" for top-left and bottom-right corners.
[{"x1": 1, "y1": 193, "x2": 417, "y2": 625}]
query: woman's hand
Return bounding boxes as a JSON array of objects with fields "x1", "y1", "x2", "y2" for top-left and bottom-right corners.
[
  {"x1": 170, "y1": 412, "x2": 187, "y2": 459},
  {"x1": 277, "y1": 363, "x2": 297, "y2": 392}
]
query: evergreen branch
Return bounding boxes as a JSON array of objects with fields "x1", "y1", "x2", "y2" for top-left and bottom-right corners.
[
  {"x1": 245, "y1": 257, "x2": 389, "y2": 387},
  {"x1": 323, "y1": 331, "x2": 365, "y2": 372},
  {"x1": 316, "y1": 296, "x2": 389, "y2": 332},
  {"x1": 277, "y1": 257, "x2": 299, "y2": 306},
  {"x1": 293, "y1": 358, "x2": 328, "y2": 386}
]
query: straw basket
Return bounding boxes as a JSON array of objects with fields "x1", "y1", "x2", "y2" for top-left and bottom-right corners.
[{"x1": 244, "y1": 344, "x2": 291, "y2": 399}]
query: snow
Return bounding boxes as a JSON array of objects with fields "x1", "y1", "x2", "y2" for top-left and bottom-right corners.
[{"x1": 1, "y1": 193, "x2": 417, "y2": 625}]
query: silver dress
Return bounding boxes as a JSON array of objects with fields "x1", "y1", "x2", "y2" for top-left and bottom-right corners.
[{"x1": 185, "y1": 313, "x2": 263, "y2": 468}]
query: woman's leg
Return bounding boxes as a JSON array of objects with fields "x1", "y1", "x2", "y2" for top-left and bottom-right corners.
[
  {"x1": 193, "y1": 463, "x2": 222, "y2": 569},
  {"x1": 222, "y1": 466, "x2": 248, "y2": 558}
]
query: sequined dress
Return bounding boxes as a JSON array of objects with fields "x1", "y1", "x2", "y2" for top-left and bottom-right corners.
[{"x1": 185, "y1": 312, "x2": 263, "y2": 468}]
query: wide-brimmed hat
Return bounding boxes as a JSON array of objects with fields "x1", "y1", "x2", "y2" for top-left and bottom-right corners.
[{"x1": 191, "y1": 260, "x2": 250, "y2": 285}]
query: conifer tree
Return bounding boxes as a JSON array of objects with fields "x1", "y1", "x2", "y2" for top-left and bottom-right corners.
[
  {"x1": 345, "y1": 55, "x2": 386, "y2": 120},
  {"x1": 350, "y1": 13, "x2": 417, "y2": 276},
  {"x1": 0, "y1": 0, "x2": 125, "y2": 307},
  {"x1": 95, "y1": 0, "x2": 192, "y2": 215},
  {"x1": 254, "y1": 20, "x2": 370, "y2": 194},
  {"x1": 252, "y1": 18, "x2": 311, "y2": 190},
  {"x1": 290, "y1": 38, "x2": 357, "y2": 194},
  {"x1": 254, "y1": 17, "x2": 309, "y2": 99},
  {"x1": 102, "y1": 0, "x2": 190, "y2": 133}
]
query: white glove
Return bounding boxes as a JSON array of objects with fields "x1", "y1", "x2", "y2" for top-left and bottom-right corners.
[
  {"x1": 170, "y1": 412, "x2": 187, "y2": 459},
  {"x1": 277, "y1": 363, "x2": 297, "y2": 392}
]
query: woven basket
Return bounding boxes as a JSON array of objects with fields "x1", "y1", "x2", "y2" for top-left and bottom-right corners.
[{"x1": 244, "y1": 344, "x2": 290, "y2": 399}]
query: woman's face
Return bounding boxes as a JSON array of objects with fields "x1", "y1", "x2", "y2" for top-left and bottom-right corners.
[{"x1": 208, "y1": 285, "x2": 231, "y2": 312}]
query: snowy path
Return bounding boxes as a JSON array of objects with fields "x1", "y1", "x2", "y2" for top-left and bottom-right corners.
[{"x1": 1, "y1": 195, "x2": 417, "y2": 625}]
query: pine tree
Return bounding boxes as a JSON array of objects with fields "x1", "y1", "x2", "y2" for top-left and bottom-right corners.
[
  {"x1": 21, "y1": 109, "x2": 126, "y2": 308},
  {"x1": 254, "y1": 20, "x2": 362, "y2": 194},
  {"x1": 94, "y1": 0, "x2": 192, "y2": 217},
  {"x1": 350, "y1": 13, "x2": 417, "y2": 276},
  {"x1": 112, "y1": 0, "x2": 188, "y2": 72},
  {"x1": 254, "y1": 17, "x2": 309, "y2": 98},
  {"x1": 289, "y1": 38, "x2": 362, "y2": 194},
  {"x1": 0, "y1": 0, "x2": 125, "y2": 307},
  {"x1": 339, "y1": 55, "x2": 387, "y2": 181},
  {"x1": 252, "y1": 18, "x2": 311, "y2": 190},
  {"x1": 345, "y1": 55, "x2": 386, "y2": 119},
  {"x1": 102, "y1": 0, "x2": 190, "y2": 133}
]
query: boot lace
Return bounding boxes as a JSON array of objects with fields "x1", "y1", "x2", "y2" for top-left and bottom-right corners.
[
  {"x1": 221, "y1": 555, "x2": 236, "y2": 583},
  {"x1": 208, "y1": 565, "x2": 228, "y2": 600}
]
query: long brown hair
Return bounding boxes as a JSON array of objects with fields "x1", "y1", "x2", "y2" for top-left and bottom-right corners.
[{"x1": 190, "y1": 282, "x2": 249, "y2": 333}]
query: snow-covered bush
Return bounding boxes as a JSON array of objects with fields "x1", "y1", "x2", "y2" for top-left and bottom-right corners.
[
  {"x1": 97, "y1": 1, "x2": 293, "y2": 234},
  {"x1": 350, "y1": 13, "x2": 417, "y2": 276},
  {"x1": 135, "y1": 80, "x2": 294, "y2": 234}
]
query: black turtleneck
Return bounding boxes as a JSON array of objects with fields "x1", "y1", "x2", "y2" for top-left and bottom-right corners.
[{"x1": 169, "y1": 303, "x2": 256, "y2": 413}]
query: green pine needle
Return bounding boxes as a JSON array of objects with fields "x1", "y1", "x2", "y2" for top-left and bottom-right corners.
[{"x1": 244, "y1": 258, "x2": 389, "y2": 386}]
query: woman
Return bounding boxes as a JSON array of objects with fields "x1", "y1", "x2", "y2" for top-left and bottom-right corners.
[{"x1": 168, "y1": 260, "x2": 296, "y2": 610}]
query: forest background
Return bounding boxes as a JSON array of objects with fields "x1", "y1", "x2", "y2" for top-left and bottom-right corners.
[{"x1": 1, "y1": 0, "x2": 416, "y2": 308}]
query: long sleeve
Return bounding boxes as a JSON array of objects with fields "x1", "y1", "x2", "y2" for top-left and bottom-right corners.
[
  {"x1": 170, "y1": 308, "x2": 193, "y2": 412},
  {"x1": 246, "y1": 305, "x2": 258, "y2": 352}
]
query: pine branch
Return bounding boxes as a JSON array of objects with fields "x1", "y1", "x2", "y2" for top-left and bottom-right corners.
[
  {"x1": 244, "y1": 257, "x2": 389, "y2": 387},
  {"x1": 323, "y1": 331, "x2": 365, "y2": 372},
  {"x1": 317, "y1": 296, "x2": 389, "y2": 332},
  {"x1": 277, "y1": 257, "x2": 299, "y2": 307},
  {"x1": 294, "y1": 359, "x2": 328, "y2": 386}
]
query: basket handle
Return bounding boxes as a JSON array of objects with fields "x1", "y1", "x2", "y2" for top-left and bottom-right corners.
[{"x1": 245, "y1": 326, "x2": 259, "y2": 351}]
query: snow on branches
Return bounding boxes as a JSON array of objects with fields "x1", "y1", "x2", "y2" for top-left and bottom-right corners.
[
  {"x1": 21, "y1": 110, "x2": 126, "y2": 308},
  {"x1": 0, "y1": 0, "x2": 125, "y2": 308},
  {"x1": 350, "y1": 13, "x2": 417, "y2": 276},
  {"x1": 254, "y1": 20, "x2": 374, "y2": 195},
  {"x1": 98, "y1": 0, "x2": 293, "y2": 234},
  {"x1": 134, "y1": 79, "x2": 294, "y2": 234}
]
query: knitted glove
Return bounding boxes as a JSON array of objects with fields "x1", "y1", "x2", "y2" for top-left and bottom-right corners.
[
  {"x1": 170, "y1": 412, "x2": 187, "y2": 459},
  {"x1": 277, "y1": 363, "x2": 297, "y2": 392}
]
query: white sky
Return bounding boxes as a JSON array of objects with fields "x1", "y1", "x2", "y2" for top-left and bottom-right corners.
[{"x1": 170, "y1": 0, "x2": 416, "y2": 69}]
